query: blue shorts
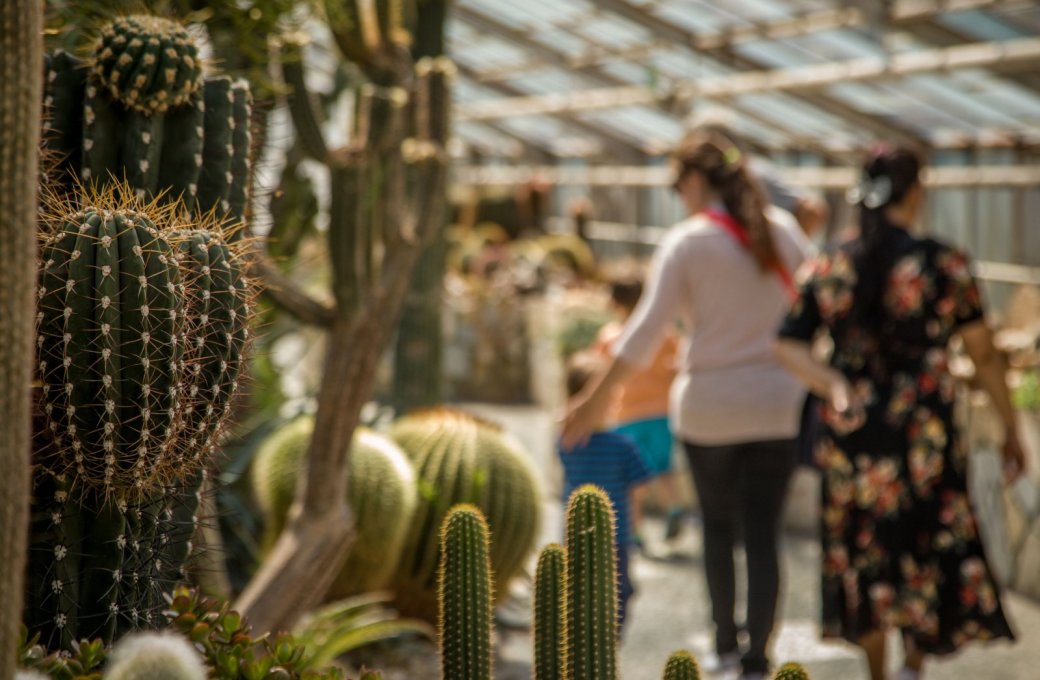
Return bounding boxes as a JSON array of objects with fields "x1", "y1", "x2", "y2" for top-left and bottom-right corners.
[{"x1": 613, "y1": 416, "x2": 673, "y2": 475}]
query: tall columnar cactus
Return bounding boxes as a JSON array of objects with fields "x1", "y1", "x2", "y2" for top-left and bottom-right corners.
[
  {"x1": 1, "y1": 0, "x2": 43, "y2": 673},
  {"x1": 251, "y1": 418, "x2": 418, "y2": 597},
  {"x1": 24, "y1": 186, "x2": 254, "y2": 650},
  {"x1": 565, "y1": 485, "x2": 619, "y2": 680},
  {"x1": 662, "y1": 651, "x2": 701, "y2": 680},
  {"x1": 533, "y1": 544, "x2": 567, "y2": 680},
  {"x1": 43, "y1": 15, "x2": 251, "y2": 231},
  {"x1": 773, "y1": 662, "x2": 811, "y2": 680},
  {"x1": 388, "y1": 408, "x2": 542, "y2": 621},
  {"x1": 437, "y1": 505, "x2": 493, "y2": 680}
]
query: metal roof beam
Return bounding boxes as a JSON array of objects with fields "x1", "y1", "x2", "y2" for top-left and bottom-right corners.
[
  {"x1": 455, "y1": 64, "x2": 648, "y2": 161},
  {"x1": 454, "y1": 4, "x2": 846, "y2": 161},
  {"x1": 468, "y1": 0, "x2": 1026, "y2": 80}
]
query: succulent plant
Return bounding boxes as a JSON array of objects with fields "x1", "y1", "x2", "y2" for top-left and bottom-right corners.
[
  {"x1": 251, "y1": 418, "x2": 418, "y2": 597},
  {"x1": 104, "y1": 631, "x2": 207, "y2": 680},
  {"x1": 388, "y1": 408, "x2": 542, "y2": 621},
  {"x1": 24, "y1": 186, "x2": 253, "y2": 650},
  {"x1": 662, "y1": 651, "x2": 701, "y2": 680},
  {"x1": 533, "y1": 544, "x2": 567, "y2": 680},
  {"x1": 89, "y1": 15, "x2": 202, "y2": 115},
  {"x1": 437, "y1": 505, "x2": 493, "y2": 680},
  {"x1": 565, "y1": 485, "x2": 619, "y2": 680},
  {"x1": 773, "y1": 662, "x2": 811, "y2": 680}
]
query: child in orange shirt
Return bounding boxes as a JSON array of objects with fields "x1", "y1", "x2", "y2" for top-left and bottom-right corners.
[{"x1": 595, "y1": 276, "x2": 685, "y2": 545}]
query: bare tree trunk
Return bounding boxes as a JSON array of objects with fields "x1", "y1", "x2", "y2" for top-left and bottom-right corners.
[{"x1": 0, "y1": 0, "x2": 42, "y2": 672}]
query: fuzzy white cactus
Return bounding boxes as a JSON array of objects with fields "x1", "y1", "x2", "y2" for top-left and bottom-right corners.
[{"x1": 104, "y1": 631, "x2": 206, "y2": 680}]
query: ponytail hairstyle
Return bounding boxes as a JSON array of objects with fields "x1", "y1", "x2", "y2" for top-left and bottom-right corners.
[
  {"x1": 847, "y1": 146, "x2": 923, "y2": 327},
  {"x1": 673, "y1": 129, "x2": 778, "y2": 271}
]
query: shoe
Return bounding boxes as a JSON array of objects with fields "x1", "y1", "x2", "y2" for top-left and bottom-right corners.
[
  {"x1": 892, "y1": 668, "x2": 920, "y2": 680},
  {"x1": 664, "y1": 508, "x2": 684, "y2": 540},
  {"x1": 699, "y1": 651, "x2": 741, "y2": 673}
]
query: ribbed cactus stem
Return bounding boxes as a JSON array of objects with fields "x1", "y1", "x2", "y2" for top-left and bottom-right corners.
[
  {"x1": 534, "y1": 544, "x2": 567, "y2": 680},
  {"x1": 105, "y1": 631, "x2": 207, "y2": 680},
  {"x1": 227, "y1": 80, "x2": 252, "y2": 232},
  {"x1": 156, "y1": 92, "x2": 204, "y2": 204},
  {"x1": 565, "y1": 485, "x2": 619, "y2": 680},
  {"x1": 773, "y1": 662, "x2": 811, "y2": 680},
  {"x1": 196, "y1": 77, "x2": 235, "y2": 217},
  {"x1": 662, "y1": 651, "x2": 701, "y2": 680},
  {"x1": 42, "y1": 50, "x2": 86, "y2": 189},
  {"x1": 437, "y1": 504, "x2": 493, "y2": 680}
]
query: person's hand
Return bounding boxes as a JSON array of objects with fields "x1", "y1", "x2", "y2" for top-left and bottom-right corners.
[
  {"x1": 825, "y1": 376, "x2": 866, "y2": 435},
  {"x1": 560, "y1": 394, "x2": 605, "y2": 451},
  {"x1": 1003, "y1": 427, "x2": 1027, "y2": 484}
]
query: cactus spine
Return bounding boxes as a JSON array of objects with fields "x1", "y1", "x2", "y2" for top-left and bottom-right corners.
[
  {"x1": 662, "y1": 651, "x2": 701, "y2": 680},
  {"x1": 388, "y1": 408, "x2": 542, "y2": 621},
  {"x1": 251, "y1": 418, "x2": 418, "y2": 597},
  {"x1": 565, "y1": 485, "x2": 619, "y2": 680},
  {"x1": 437, "y1": 505, "x2": 493, "y2": 680},
  {"x1": 533, "y1": 544, "x2": 567, "y2": 680}
]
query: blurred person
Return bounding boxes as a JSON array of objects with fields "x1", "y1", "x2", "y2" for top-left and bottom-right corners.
[
  {"x1": 562, "y1": 129, "x2": 812, "y2": 679},
  {"x1": 594, "y1": 275, "x2": 685, "y2": 546},
  {"x1": 558, "y1": 351, "x2": 653, "y2": 631},
  {"x1": 776, "y1": 146, "x2": 1023, "y2": 680}
]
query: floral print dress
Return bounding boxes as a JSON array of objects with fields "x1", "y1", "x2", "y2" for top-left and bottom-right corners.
[{"x1": 779, "y1": 226, "x2": 1015, "y2": 653}]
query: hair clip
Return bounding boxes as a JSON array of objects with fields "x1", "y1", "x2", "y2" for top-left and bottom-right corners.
[
  {"x1": 723, "y1": 146, "x2": 742, "y2": 167},
  {"x1": 846, "y1": 175, "x2": 892, "y2": 209}
]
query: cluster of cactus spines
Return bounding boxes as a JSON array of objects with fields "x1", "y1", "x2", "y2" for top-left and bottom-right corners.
[
  {"x1": 105, "y1": 631, "x2": 207, "y2": 680},
  {"x1": 773, "y1": 662, "x2": 811, "y2": 680},
  {"x1": 90, "y1": 16, "x2": 202, "y2": 115},
  {"x1": 565, "y1": 485, "x2": 619, "y2": 680},
  {"x1": 662, "y1": 651, "x2": 701, "y2": 680},
  {"x1": 25, "y1": 186, "x2": 251, "y2": 650},
  {"x1": 35, "y1": 201, "x2": 184, "y2": 493},
  {"x1": 533, "y1": 544, "x2": 567, "y2": 680},
  {"x1": 43, "y1": 15, "x2": 252, "y2": 222},
  {"x1": 388, "y1": 408, "x2": 542, "y2": 621},
  {"x1": 251, "y1": 419, "x2": 418, "y2": 597},
  {"x1": 437, "y1": 505, "x2": 493, "y2": 680}
]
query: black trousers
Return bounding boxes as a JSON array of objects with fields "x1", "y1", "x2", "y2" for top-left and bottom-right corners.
[{"x1": 684, "y1": 438, "x2": 798, "y2": 675}]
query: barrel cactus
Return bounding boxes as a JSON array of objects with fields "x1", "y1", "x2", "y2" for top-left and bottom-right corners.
[
  {"x1": 662, "y1": 651, "x2": 701, "y2": 680},
  {"x1": 24, "y1": 186, "x2": 253, "y2": 650},
  {"x1": 388, "y1": 408, "x2": 542, "y2": 621},
  {"x1": 251, "y1": 417, "x2": 418, "y2": 598},
  {"x1": 566, "y1": 485, "x2": 618, "y2": 680},
  {"x1": 437, "y1": 505, "x2": 493, "y2": 680},
  {"x1": 534, "y1": 544, "x2": 567, "y2": 680}
]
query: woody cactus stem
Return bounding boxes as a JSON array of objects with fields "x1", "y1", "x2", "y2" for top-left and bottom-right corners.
[
  {"x1": 0, "y1": 1, "x2": 42, "y2": 672},
  {"x1": 534, "y1": 544, "x2": 567, "y2": 680},
  {"x1": 662, "y1": 651, "x2": 701, "y2": 680},
  {"x1": 437, "y1": 505, "x2": 493, "y2": 680},
  {"x1": 566, "y1": 485, "x2": 619, "y2": 680}
]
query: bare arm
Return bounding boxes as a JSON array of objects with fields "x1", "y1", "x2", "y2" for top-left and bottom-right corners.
[
  {"x1": 959, "y1": 320, "x2": 1026, "y2": 479},
  {"x1": 775, "y1": 338, "x2": 864, "y2": 432},
  {"x1": 560, "y1": 355, "x2": 635, "y2": 450}
]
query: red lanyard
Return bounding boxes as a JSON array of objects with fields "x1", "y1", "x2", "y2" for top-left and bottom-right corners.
[{"x1": 702, "y1": 209, "x2": 798, "y2": 303}]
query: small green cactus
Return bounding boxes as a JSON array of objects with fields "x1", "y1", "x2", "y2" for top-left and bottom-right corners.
[
  {"x1": 89, "y1": 15, "x2": 202, "y2": 115},
  {"x1": 437, "y1": 505, "x2": 493, "y2": 680},
  {"x1": 773, "y1": 662, "x2": 811, "y2": 680},
  {"x1": 533, "y1": 544, "x2": 567, "y2": 680},
  {"x1": 662, "y1": 650, "x2": 701, "y2": 680},
  {"x1": 251, "y1": 418, "x2": 418, "y2": 597},
  {"x1": 389, "y1": 408, "x2": 542, "y2": 622},
  {"x1": 565, "y1": 485, "x2": 618, "y2": 680},
  {"x1": 104, "y1": 631, "x2": 206, "y2": 680}
]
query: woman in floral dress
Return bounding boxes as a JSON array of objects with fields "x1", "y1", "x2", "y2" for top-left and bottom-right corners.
[{"x1": 775, "y1": 147, "x2": 1026, "y2": 680}]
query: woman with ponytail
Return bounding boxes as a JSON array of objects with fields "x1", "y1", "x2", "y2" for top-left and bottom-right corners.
[
  {"x1": 776, "y1": 147, "x2": 1023, "y2": 680},
  {"x1": 563, "y1": 129, "x2": 812, "y2": 679}
]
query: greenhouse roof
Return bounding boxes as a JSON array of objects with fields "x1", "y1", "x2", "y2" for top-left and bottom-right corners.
[{"x1": 448, "y1": 0, "x2": 1040, "y2": 160}]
